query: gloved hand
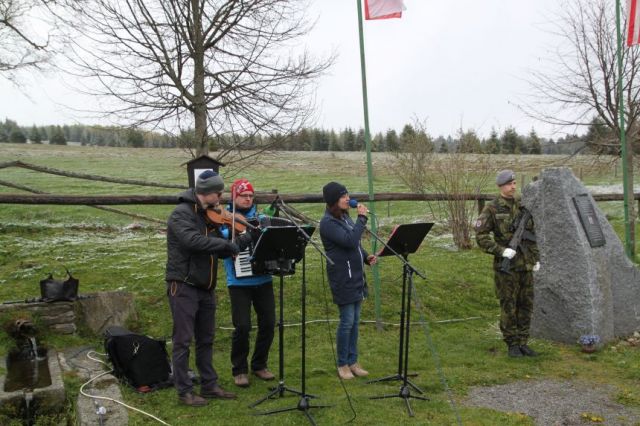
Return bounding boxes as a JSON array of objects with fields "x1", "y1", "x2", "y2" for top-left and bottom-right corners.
[
  {"x1": 236, "y1": 232, "x2": 253, "y2": 251},
  {"x1": 532, "y1": 261, "x2": 540, "y2": 272},
  {"x1": 219, "y1": 241, "x2": 240, "y2": 258},
  {"x1": 502, "y1": 248, "x2": 516, "y2": 259}
]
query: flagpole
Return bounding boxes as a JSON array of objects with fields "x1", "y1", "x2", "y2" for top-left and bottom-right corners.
[
  {"x1": 356, "y1": 0, "x2": 382, "y2": 327},
  {"x1": 616, "y1": 0, "x2": 634, "y2": 259}
]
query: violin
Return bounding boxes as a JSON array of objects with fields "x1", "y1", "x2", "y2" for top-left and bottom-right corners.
[{"x1": 205, "y1": 207, "x2": 256, "y2": 233}]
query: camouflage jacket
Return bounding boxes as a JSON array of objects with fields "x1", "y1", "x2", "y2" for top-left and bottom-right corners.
[{"x1": 474, "y1": 195, "x2": 539, "y2": 271}]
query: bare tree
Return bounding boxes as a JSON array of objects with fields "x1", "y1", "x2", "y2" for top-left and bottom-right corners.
[
  {"x1": 391, "y1": 120, "x2": 492, "y2": 249},
  {"x1": 68, "y1": 0, "x2": 332, "y2": 161},
  {"x1": 525, "y1": 0, "x2": 640, "y2": 254},
  {"x1": 0, "y1": 0, "x2": 76, "y2": 81}
]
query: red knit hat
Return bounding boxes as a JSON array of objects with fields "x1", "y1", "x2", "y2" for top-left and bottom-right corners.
[{"x1": 231, "y1": 178, "x2": 254, "y2": 196}]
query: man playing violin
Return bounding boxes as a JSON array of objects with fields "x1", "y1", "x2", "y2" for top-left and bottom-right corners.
[
  {"x1": 165, "y1": 170, "x2": 252, "y2": 407},
  {"x1": 221, "y1": 178, "x2": 276, "y2": 388}
]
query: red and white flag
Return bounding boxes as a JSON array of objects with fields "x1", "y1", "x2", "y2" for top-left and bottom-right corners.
[
  {"x1": 628, "y1": 0, "x2": 640, "y2": 46},
  {"x1": 364, "y1": 0, "x2": 405, "y2": 20}
]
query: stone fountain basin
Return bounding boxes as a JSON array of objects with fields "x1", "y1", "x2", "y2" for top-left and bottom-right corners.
[{"x1": 0, "y1": 349, "x2": 66, "y2": 418}]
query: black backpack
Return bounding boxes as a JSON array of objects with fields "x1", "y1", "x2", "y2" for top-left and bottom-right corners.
[{"x1": 104, "y1": 326, "x2": 172, "y2": 392}]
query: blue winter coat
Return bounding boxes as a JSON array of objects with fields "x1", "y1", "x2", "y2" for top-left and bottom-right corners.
[
  {"x1": 319, "y1": 209, "x2": 370, "y2": 306},
  {"x1": 221, "y1": 204, "x2": 272, "y2": 287}
]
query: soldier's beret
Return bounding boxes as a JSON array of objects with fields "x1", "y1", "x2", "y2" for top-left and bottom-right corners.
[{"x1": 496, "y1": 170, "x2": 516, "y2": 186}]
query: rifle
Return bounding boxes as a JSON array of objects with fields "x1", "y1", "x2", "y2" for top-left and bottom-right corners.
[{"x1": 499, "y1": 208, "x2": 534, "y2": 274}]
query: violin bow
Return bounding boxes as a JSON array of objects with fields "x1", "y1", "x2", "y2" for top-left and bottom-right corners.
[{"x1": 231, "y1": 186, "x2": 237, "y2": 243}]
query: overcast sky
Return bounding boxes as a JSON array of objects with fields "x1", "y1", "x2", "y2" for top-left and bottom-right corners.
[{"x1": 0, "y1": 0, "x2": 563, "y2": 139}]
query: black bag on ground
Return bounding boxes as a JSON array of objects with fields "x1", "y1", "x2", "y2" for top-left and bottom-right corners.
[
  {"x1": 104, "y1": 325, "x2": 172, "y2": 392},
  {"x1": 39, "y1": 268, "x2": 79, "y2": 302}
]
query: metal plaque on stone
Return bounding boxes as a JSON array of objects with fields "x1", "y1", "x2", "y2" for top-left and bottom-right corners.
[{"x1": 573, "y1": 194, "x2": 605, "y2": 248}]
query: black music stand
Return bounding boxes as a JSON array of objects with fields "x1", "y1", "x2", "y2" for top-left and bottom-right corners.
[
  {"x1": 249, "y1": 226, "x2": 304, "y2": 409},
  {"x1": 255, "y1": 225, "x2": 333, "y2": 425},
  {"x1": 368, "y1": 223, "x2": 433, "y2": 417}
]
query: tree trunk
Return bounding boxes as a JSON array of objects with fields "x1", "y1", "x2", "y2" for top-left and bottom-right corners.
[{"x1": 192, "y1": 0, "x2": 208, "y2": 157}]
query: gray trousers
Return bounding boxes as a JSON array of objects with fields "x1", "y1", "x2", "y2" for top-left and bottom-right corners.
[{"x1": 167, "y1": 281, "x2": 218, "y2": 395}]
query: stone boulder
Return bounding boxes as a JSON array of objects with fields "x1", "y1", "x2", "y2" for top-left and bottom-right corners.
[
  {"x1": 75, "y1": 291, "x2": 138, "y2": 335},
  {"x1": 522, "y1": 167, "x2": 640, "y2": 344}
]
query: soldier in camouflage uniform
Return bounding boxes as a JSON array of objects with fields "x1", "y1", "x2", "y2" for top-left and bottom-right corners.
[{"x1": 475, "y1": 170, "x2": 540, "y2": 357}]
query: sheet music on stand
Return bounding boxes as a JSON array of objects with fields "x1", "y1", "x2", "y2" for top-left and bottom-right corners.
[
  {"x1": 251, "y1": 225, "x2": 316, "y2": 276},
  {"x1": 376, "y1": 223, "x2": 433, "y2": 257}
]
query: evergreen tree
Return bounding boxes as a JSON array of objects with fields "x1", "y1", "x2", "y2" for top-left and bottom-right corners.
[
  {"x1": 49, "y1": 126, "x2": 67, "y2": 145},
  {"x1": 9, "y1": 128, "x2": 26, "y2": 143},
  {"x1": 456, "y1": 129, "x2": 482, "y2": 153},
  {"x1": 29, "y1": 125, "x2": 42, "y2": 144},
  {"x1": 500, "y1": 127, "x2": 522, "y2": 154},
  {"x1": 328, "y1": 130, "x2": 342, "y2": 151},
  {"x1": 583, "y1": 117, "x2": 617, "y2": 155},
  {"x1": 342, "y1": 127, "x2": 356, "y2": 151},
  {"x1": 0, "y1": 122, "x2": 7, "y2": 142},
  {"x1": 355, "y1": 128, "x2": 365, "y2": 151},
  {"x1": 483, "y1": 129, "x2": 501, "y2": 154},
  {"x1": 39, "y1": 126, "x2": 49, "y2": 142},
  {"x1": 316, "y1": 129, "x2": 330, "y2": 151},
  {"x1": 384, "y1": 129, "x2": 399, "y2": 151},
  {"x1": 2, "y1": 119, "x2": 19, "y2": 142},
  {"x1": 399, "y1": 124, "x2": 416, "y2": 150},
  {"x1": 126, "y1": 128, "x2": 145, "y2": 147},
  {"x1": 527, "y1": 129, "x2": 542, "y2": 154}
]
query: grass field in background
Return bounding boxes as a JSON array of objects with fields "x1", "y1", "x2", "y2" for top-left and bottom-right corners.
[{"x1": 0, "y1": 144, "x2": 638, "y2": 425}]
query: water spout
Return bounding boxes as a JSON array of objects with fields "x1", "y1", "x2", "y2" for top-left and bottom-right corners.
[{"x1": 23, "y1": 390, "x2": 34, "y2": 425}]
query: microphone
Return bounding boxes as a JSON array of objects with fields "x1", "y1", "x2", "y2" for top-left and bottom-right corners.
[{"x1": 349, "y1": 199, "x2": 375, "y2": 216}]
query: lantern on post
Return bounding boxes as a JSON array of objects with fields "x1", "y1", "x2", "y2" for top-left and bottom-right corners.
[{"x1": 185, "y1": 155, "x2": 226, "y2": 189}]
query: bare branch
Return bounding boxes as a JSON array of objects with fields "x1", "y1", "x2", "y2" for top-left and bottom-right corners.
[{"x1": 66, "y1": 0, "x2": 334, "y2": 163}]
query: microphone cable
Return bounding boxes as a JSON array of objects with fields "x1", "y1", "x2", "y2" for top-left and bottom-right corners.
[{"x1": 319, "y1": 254, "x2": 358, "y2": 424}]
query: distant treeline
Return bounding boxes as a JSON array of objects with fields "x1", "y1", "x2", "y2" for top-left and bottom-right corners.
[{"x1": 0, "y1": 117, "x2": 599, "y2": 155}]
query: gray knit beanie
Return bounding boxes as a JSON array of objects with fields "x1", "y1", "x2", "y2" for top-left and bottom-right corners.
[{"x1": 196, "y1": 170, "x2": 224, "y2": 194}]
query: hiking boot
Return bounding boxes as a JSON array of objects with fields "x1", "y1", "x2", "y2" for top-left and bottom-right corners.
[
  {"x1": 520, "y1": 344, "x2": 538, "y2": 357},
  {"x1": 178, "y1": 392, "x2": 208, "y2": 407},
  {"x1": 508, "y1": 345, "x2": 524, "y2": 357},
  {"x1": 337, "y1": 365, "x2": 354, "y2": 380},
  {"x1": 253, "y1": 368, "x2": 275, "y2": 381},
  {"x1": 349, "y1": 363, "x2": 369, "y2": 377},
  {"x1": 200, "y1": 384, "x2": 237, "y2": 399},
  {"x1": 233, "y1": 374, "x2": 249, "y2": 388}
]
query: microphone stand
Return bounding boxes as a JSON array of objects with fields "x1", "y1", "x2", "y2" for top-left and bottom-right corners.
[{"x1": 254, "y1": 201, "x2": 333, "y2": 425}]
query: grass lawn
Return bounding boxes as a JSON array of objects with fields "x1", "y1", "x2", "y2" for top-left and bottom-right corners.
[{"x1": 0, "y1": 144, "x2": 638, "y2": 425}]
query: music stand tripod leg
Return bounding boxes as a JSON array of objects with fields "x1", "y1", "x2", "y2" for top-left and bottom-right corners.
[
  {"x1": 369, "y1": 259, "x2": 429, "y2": 416},
  {"x1": 250, "y1": 264, "x2": 301, "y2": 409},
  {"x1": 255, "y1": 252, "x2": 331, "y2": 424}
]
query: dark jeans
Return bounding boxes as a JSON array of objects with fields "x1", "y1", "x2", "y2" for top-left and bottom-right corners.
[
  {"x1": 167, "y1": 281, "x2": 218, "y2": 396},
  {"x1": 228, "y1": 282, "x2": 276, "y2": 376}
]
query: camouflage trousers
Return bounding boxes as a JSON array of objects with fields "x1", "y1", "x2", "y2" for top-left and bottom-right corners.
[{"x1": 494, "y1": 270, "x2": 534, "y2": 346}]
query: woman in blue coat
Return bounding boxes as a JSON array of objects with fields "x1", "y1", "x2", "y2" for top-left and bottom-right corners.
[{"x1": 319, "y1": 182, "x2": 377, "y2": 380}]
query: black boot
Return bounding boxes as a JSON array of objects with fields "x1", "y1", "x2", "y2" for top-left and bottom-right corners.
[
  {"x1": 519, "y1": 344, "x2": 538, "y2": 357},
  {"x1": 508, "y1": 345, "x2": 523, "y2": 357}
]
